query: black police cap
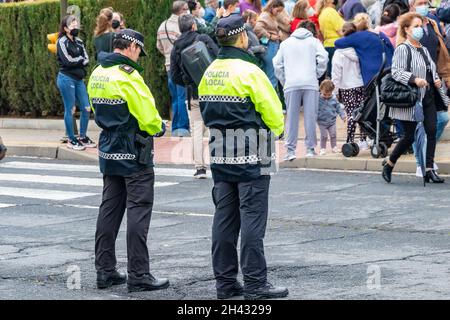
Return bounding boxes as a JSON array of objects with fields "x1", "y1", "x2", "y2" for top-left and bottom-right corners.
[
  {"x1": 117, "y1": 29, "x2": 147, "y2": 57},
  {"x1": 216, "y1": 13, "x2": 246, "y2": 37}
]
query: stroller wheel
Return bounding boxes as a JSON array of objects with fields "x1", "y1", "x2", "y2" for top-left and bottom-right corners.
[
  {"x1": 350, "y1": 142, "x2": 360, "y2": 157},
  {"x1": 371, "y1": 145, "x2": 382, "y2": 159},
  {"x1": 380, "y1": 142, "x2": 388, "y2": 158},
  {"x1": 342, "y1": 143, "x2": 355, "y2": 157}
]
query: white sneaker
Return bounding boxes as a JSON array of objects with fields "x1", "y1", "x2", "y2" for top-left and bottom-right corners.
[
  {"x1": 319, "y1": 149, "x2": 326, "y2": 156},
  {"x1": 283, "y1": 152, "x2": 296, "y2": 162},
  {"x1": 332, "y1": 146, "x2": 340, "y2": 153},
  {"x1": 358, "y1": 140, "x2": 369, "y2": 150},
  {"x1": 67, "y1": 138, "x2": 86, "y2": 151},
  {"x1": 306, "y1": 148, "x2": 316, "y2": 157}
]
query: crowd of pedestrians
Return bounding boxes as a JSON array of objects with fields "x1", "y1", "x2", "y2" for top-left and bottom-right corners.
[{"x1": 156, "y1": 0, "x2": 450, "y2": 182}]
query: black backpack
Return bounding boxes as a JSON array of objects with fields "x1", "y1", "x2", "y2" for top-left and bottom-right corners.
[{"x1": 180, "y1": 40, "x2": 213, "y2": 87}]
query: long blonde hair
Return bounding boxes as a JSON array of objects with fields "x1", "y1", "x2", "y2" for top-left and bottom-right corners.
[
  {"x1": 94, "y1": 7, "x2": 114, "y2": 37},
  {"x1": 316, "y1": 0, "x2": 335, "y2": 16},
  {"x1": 292, "y1": 0, "x2": 309, "y2": 20}
]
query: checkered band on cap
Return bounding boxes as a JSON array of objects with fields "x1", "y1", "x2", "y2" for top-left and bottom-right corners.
[
  {"x1": 120, "y1": 34, "x2": 144, "y2": 48},
  {"x1": 227, "y1": 26, "x2": 245, "y2": 36}
]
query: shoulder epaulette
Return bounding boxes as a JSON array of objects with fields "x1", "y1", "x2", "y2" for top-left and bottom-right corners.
[{"x1": 119, "y1": 64, "x2": 135, "y2": 74}]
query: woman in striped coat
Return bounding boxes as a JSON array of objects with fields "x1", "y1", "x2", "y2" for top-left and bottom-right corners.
[{"x1": 382, "y1": 12, "x2": 450, "y2": 184}]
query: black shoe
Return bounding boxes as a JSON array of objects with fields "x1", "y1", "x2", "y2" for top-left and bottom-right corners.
[
  {"x1": 217, "y1": 281, "x2": 244, "y2": 299},
  {"x1": 97, "y1": 269, "x2": 127, "y2": 289},
  {"x1": 194, "y1": 168, "x2": 207, "y2": 179},
  {"x1": 127, "y1": 273, "x2": 170, "y2": 292},
  {"x1": 244, "y1": 283, "x2": 289, "y2": 300},
  {"x1": 382, "y1": 159, "x2": 393, "y2": 183},
  {"x1": 424, "y1": 170, "x2": 445, "y2": 184}
]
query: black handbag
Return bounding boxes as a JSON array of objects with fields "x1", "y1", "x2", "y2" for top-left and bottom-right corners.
[{"x1": 380, "y1": 44, "x2": 419, "y2": 108}]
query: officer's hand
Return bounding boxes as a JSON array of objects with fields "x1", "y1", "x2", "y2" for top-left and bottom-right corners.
[
  {"x1": 276, "y1": 132, "x2": 284, "y2": 140},
  {"x1": 154, "y1": 122, "x2": 166, "y2": 138}
]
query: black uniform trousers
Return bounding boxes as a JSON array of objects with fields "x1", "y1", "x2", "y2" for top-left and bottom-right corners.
[
  {"x1": 95, "y1": 167, "x2": 154, "y2": 280},
  {"x1": 211, "y1": 174, "x2": 270, "y2": 292}
]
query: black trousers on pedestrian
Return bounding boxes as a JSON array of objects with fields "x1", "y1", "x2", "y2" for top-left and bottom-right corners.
[
  {"x1": 211, "y1": 175, "x2": 270, "y2": 292},
  {"x1": 389, "y1": 88, "x2": 437, "y2": 169},
  {"x1": 95, "y1": 167, "x2": 154, "y2": 280}
]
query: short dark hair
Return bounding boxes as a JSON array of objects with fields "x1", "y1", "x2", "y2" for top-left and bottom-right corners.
[
  {"x1": 224, "y1": 0, "x2": 239, "y2": 9},
  {"x1": 216, "y1": 27, "x2": 240, "y2": 47},
  {"x1": 179, "y1": 14, "x2": 196, "y2": 33},
  {"x1": 298, "y1": 20, "x2": 316, "y2": 37},
  {"x1": 187, "y1": 0, "x2": 199, "y2": 11},
  {"x1": 113, "y1": 37, "x2": 133, "y2": 51}
]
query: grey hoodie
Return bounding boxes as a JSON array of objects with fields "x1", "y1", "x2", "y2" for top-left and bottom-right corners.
[{"x1": 273, "y1": 28, "x2": 328, "y2": 92}]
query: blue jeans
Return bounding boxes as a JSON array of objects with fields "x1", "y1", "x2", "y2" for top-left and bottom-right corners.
[
  {"x1": 57, "y1": 72, "x2": 91, "y2": 141},
  {"x1": 325, "y1": 47, "x2": 336, "y2": 78},
  {"x1": 262, "y1": 40, "x2": 280, "y2": 88},
  {"x1": 168, "y1": 74, "x2": 189, "y2": 132},
  {"x1": 436, "y1": 110, "x2": 449, "y2": 141},
  {"x1": 413, "y1": 110, "x2": 447, "y2": 168}
]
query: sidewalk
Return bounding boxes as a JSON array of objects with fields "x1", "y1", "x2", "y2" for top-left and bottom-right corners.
[{"x1": 2, "y1": 118, "x2": 450, "y2": 174}]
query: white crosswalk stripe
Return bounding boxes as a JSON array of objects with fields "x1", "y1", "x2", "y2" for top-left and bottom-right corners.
[
  {"x1": 0, "y1": 187, "x2": 96, "y2": 201},
  {"x1": 0, "y1": 161, "x2": 183, "y2": 202}
]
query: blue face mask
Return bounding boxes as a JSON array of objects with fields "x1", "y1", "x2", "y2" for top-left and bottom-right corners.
[
  {"x1": 412, "y1": 26, "x2": 424, "y2": 41},
  {"x1": 416, "y1": 5, "x2": 429, "y2": 17},
  {"x1": 234, "y1": 7, "x2": 241, "y2": 14}
]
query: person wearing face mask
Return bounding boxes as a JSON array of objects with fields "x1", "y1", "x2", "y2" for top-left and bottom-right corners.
[
  {"x1": 188, "y1": 0, "x2": 224, "y2": 38},
  {"x1": 382, "y1": 13, "x2": 450, "y2": 184},
  {"x1": 88, "y1": 29, "x2": 168, "y2": 293},
  {"x1": 111, "y1": 12, "x2": 125, "y2": 32},
  {"x1": 56, "y1": 15, "x2": 96, "y2": 151},
  {"x1": 198, "y1": 14, "x2": 287, "y2": 300},
  {"x1": 254, "y1": 0, "x2": 286, "y2": 88},
  {"x1": 409, "y1": 0, "x2": 450, "y2": 162}
]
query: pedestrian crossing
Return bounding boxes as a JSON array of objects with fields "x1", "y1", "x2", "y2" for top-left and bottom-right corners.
[{"x1": 0, "y1": 161, "x2": 198, "y2": 203}]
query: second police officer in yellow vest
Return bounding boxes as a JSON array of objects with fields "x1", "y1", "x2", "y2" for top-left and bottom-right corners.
[
  {"x1": 198, "y1": 14, "x2": 289, "y2": 300},
  {"x1": 88, "y1": 29, "x2": 169, "y2": 292}
]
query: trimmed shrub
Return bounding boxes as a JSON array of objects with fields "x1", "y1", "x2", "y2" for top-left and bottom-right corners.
[{"x1": 0, "y1": 0, "x2": 175, "y2": 118}]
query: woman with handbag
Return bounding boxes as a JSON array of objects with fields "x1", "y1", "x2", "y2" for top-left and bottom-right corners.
[{"x1": 382, "y1": 12, "x2": 450, "y2": 184}]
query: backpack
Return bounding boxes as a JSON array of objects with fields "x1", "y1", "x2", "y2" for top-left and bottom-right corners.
[{"x1": 180, "y1": 40, "x2": 213, "y2": 87}]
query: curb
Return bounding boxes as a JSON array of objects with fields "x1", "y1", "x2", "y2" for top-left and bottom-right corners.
[
  {"x1": 6, "y1": 144, "x2": 450, "y2": 174},
  {"x1": 280, "y1": 156, "x2": 450, "y2": 174},
  {"x1": 0, "y1": 119, "x2": 101, "y2": 131},
  {"x1": 6, "y1": 145, "x2": 98, "y2": 162}
]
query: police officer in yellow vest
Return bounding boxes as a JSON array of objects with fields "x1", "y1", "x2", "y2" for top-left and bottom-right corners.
[
  {"x1": 198, "y1": 15, "x2": 289, "y2": 300},
  {"x1": 88, "y1": 29, "x2": 169, "y2": 293}
]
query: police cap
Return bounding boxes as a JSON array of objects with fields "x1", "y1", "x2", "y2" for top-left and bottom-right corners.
[
  {"x1": 116, "y1": 29, "x2": 147, "y2": 57},
  {"x1": 216, "y1": 14, "x2": 246, "y2": 37}
]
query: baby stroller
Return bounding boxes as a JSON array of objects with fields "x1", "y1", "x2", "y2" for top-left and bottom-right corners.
[{"x1": 342, "y1": 54, "x2": 397, "y2": 158}]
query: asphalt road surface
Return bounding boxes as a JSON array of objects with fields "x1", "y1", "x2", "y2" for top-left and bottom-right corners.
[{"x1": 1, "y1": 157, "x2": 450, "y2": 300}]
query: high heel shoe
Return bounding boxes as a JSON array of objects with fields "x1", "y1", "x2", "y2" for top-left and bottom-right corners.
[
  {"x1": 424, "y1": 170, "x2": 445, "y2": 184},
  {"x1": 382, "y1": 159, "x2": 393, "y2": 183}
]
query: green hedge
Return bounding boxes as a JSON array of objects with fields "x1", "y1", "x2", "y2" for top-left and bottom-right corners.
[{"x1": 0, "y1": 0, "x2": 175, "y2": 118}]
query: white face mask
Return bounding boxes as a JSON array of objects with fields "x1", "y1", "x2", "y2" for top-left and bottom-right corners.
[
  {"x1": 307, "y1": 7, "x2": 315, "y2": 17},
  {"x1": 198, "y1": 7, "x2": 206, "y2": 18}
]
